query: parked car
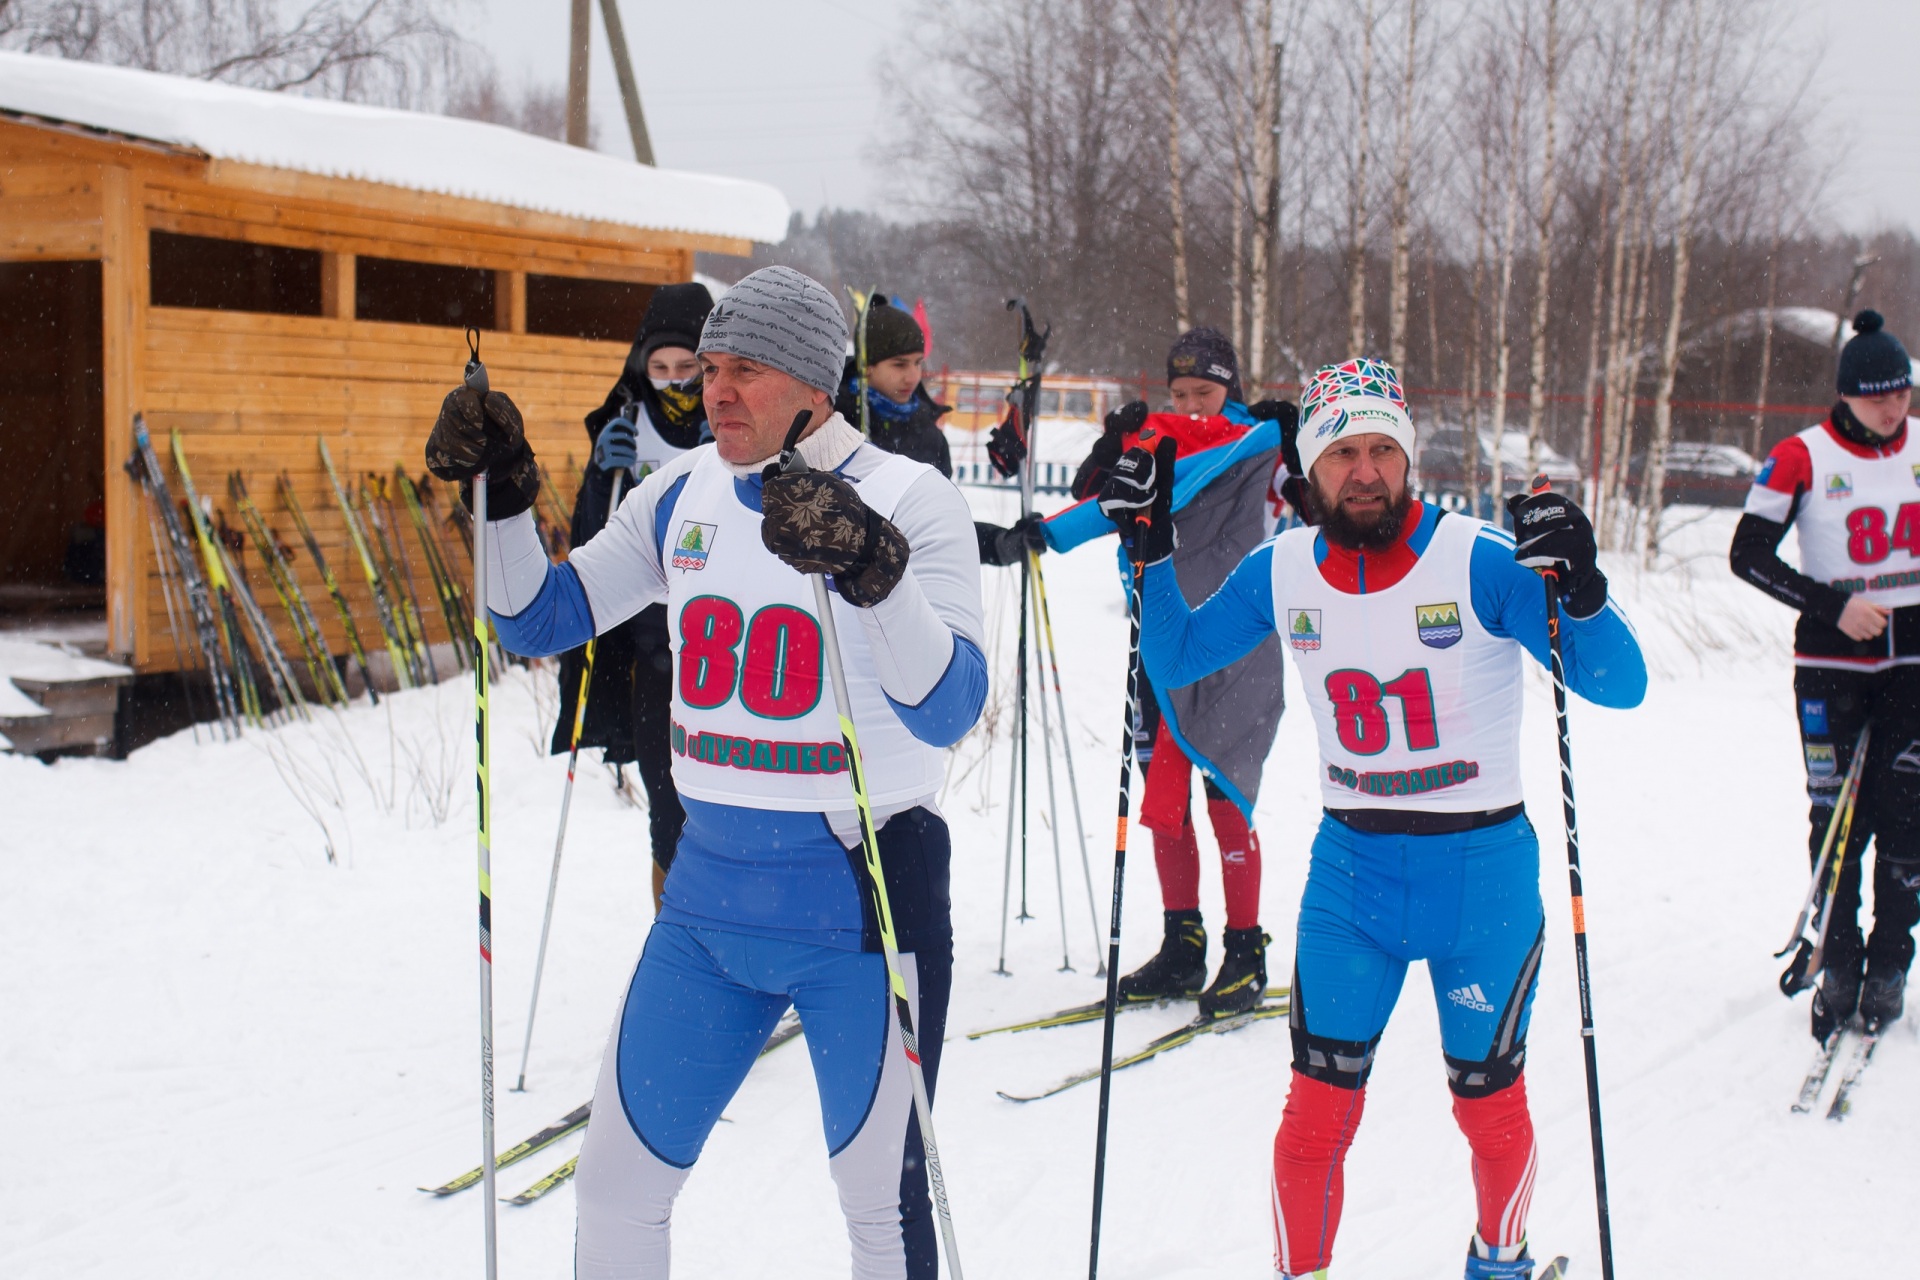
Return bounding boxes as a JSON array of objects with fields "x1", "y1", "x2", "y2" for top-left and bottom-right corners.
[
  {"x1": 1416, "y1": 424, "x2": 1582, "y2": 499},
  {"x1": 1624, "y1": 441, "x2": 1758, "y2": 508}
]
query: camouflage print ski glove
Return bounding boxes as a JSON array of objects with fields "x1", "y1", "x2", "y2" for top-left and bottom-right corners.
[
  {"x1": 759, "y1": 470, "x2": 910, "y2": 607},
  {"x1": 426, "y1": 386, "x2": 541, "y2": 520}
]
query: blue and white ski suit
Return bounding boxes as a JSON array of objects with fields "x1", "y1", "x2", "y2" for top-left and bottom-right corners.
[{"x1": 484, "y1": 415, "x2": 986, "y2": 1279}]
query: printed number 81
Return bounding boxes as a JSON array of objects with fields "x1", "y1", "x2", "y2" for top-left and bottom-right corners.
[{"x1": 1325, "y1": 668, "x2": 1439, "y2": 756}]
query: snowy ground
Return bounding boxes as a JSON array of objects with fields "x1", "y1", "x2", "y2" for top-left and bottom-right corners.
[{"x1": 4, "y1": 501, "x2": 1915, "y2": 1278}]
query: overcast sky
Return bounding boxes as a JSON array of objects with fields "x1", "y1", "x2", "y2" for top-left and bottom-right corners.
[{"x1": 473, "y1": 0, "x2": 1920, "y2": 231}]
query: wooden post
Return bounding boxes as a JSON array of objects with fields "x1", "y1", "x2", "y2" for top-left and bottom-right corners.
[
  {"x1": 321, "y1": 251, "x2": 355, "y2": 319},
  {"x1": 99, "y1": 163, "x2": 146, "y2": 663},
  {"x1": 567, "y1": 0, "x2": 592, "y2": 148},
  {"x1": 598, "y1": 0, "x2": 655, "y2": 164},
  {"x1": 497, "y1": 270, "x2": 527, "y2": 334}
]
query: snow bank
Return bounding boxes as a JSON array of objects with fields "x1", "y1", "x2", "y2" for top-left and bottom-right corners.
[{"x1": 0, "y1": 52, "x2": 790, "y2": 245}]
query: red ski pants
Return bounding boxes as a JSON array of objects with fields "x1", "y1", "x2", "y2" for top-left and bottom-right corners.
[
  {"x1": 1139, "y1": 719, "x2": 1261, "y2": 930},
  {"x1": 1270, "y1": 1072, "x2": 1536, "y2": 1275}
]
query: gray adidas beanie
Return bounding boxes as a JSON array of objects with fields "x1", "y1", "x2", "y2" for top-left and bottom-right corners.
[{"x1": 697, "y1": 265, "x2": 849, "y2": 396}]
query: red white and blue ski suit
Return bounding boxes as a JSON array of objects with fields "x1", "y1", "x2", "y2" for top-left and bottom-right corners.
[{"x1": 1140, "y1": 499, "x2": 1646, "y2": 1274}]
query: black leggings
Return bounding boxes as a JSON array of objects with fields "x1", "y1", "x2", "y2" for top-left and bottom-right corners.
[{"x1": 1794, "y1": 664, "x2": 1920, "y2": 974}]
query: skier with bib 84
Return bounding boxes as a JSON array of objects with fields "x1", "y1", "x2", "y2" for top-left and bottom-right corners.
[
  {"x1": 1115, "y1": 358, "x2": 1646, "y2": 1280},
  {"x1": 1731, "y1": 310, "x2": 1920, "y2": 1040},
  {"x1": 426, "y1": 265, "x2": 987, "y2": 1279}
]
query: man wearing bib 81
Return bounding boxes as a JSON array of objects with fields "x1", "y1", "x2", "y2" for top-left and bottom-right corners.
[
  {"x1": 425, "y1": 265, "x2": 987, "y2": 1279},
  {"x1": 1108, "y1": 358, "x2": 1646, "y2": 1280}
]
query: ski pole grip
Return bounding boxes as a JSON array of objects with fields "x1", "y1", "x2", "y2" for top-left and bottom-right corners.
[
  {"x1": 464, "y1": 327, "x2": 489, "y2": 398},
  {"x1": 777, "y1": 410, "x2": 814, "y2": 476}
]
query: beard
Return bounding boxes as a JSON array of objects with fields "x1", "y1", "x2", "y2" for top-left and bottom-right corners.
[{"x1": 1313, "y1": 475, "x2": 1412, "y2": 551}]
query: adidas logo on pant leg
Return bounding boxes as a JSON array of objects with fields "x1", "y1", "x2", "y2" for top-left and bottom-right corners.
[{"x1": 1447, "y1": 983, "x2": 1496, "y2": 1014}]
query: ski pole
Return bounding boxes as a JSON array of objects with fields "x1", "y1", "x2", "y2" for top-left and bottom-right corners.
[
  {"x1": 514, "y1": 467, "x2": 628, "y2": 1093},
  {"x1": 1088, "y1": 512, "x2": 1152, "y2": 1280},
  {"x1": 1029, "y1": 558, "x2": 1074, "y2": 971},
  {"x1": 1031, "y1": 549, "x2": 1104, "y2": 972},
  {"x1": 995, "y1": 666, "x2": 1020, "y2": 976},
  {"x1": 776, "y1": 412, "x2": 965, "y2": 1280},
  {"x1": 463, "y1": 329, "x2": 500, "y2": 1280},
  {"x1": 1775, "y1": 722, "x2": 1871, "y2": 992},
  {"x1": 1802, "y1": 727, "x2": 1871, "y2": 983},
  {"x1": 1532, "y1": 481, "x2": 1615, "y2": 1280}
]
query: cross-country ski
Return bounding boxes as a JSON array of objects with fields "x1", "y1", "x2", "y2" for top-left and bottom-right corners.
[{"x1": 996, "y1": 1001, "x2": 1292, "y2": 1103}]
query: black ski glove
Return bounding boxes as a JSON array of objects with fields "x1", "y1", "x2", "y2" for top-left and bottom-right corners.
[
  {"x1": 1099, "y1": 436, "x2": 1179, "y2": 564},
  {"x1": 592, "y1": 415, "x2": 640, "y2": 474},
  {"x1": 1248, "y1": 399, "x2": 1298, "y2": 428},
  {"x1": 1105, "y1": 399, "x2": 1150, "y2": 437},
  {"x1": 987, "y1": 411, "x2": 1027, "y2": 479},
  {"x1": 979, "y1": 514, "x2": 1048, "y2": 567},
  {"x1": 426, "y1": 385, "x2": 540, "y2": 520},
  {"x1": 759, "y1": 467, "x2": 910, "y2": 607},
  {"x1": 1506, "y1": 487, "x2": 1607, "y2": 618}
]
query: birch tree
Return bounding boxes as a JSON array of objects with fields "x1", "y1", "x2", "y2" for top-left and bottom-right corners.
[
  {"x1": 1386, "y1": 0, "x2": 1422, "y2": 373},
  {"x1": 1643, "y1": 0, "x2": 1707, "y2": 563},
  {"x1": 1524, "y1": 0, "x2": 1560, "y2": 478},
  {"x1": 1345, "y1": 0, "x2": 1378, "y2": 356}
]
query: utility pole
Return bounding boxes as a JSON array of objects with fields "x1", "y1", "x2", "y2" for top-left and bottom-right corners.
[
  {"x1": 599, "y1": 0, "x2": 655, "y2": 164},
  {"x1": 566, "y1": 0, "x2": 591, "y2": 148}
]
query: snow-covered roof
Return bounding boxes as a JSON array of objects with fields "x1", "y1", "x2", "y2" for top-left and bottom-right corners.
[{"x1": 0, "y1": 51, "x2": 790, "y2": 245}]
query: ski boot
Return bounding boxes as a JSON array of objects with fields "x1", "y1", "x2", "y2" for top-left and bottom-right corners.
[
  {"x1": 1860, "y1": 963, "x2": 1906, "y2": 1033},
  {"x1": 1811, "y1": 953, "x2": 1864, "y2": 1043},
  {"x1": 1198, "y1": 927, "x2": 1269, "y2": 1019},
  {"x1": 1116, "y1": 910, "x2": 1207, "y2": 1002},
  {"x1": 1464, "y1": 1235, "x2": 1535, "y2": 1280}
]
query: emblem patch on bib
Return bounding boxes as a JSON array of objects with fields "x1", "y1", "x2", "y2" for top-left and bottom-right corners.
[
  {"x1": 1415, "y1": 601, "x2": 1463, "y2": 649},
  {"x1": 1912, "y1": 464, "x2": 1920, "y2": 488},
  {"x1": 1287, "y1": 609, "x2": 1322, "y2": 651},
  {"x1": 1804, "y1": 743, "x2": 1836, "y2": 779},
  {"x1": 1825, "y1": 473, "x2": 1853, "y2": 500},
  {"x1": 672, "y1": 521, "x2": 718, "y2": 570}
]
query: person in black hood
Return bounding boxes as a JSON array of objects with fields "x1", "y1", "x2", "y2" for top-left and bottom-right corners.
[
  {"x1": 554, "y1": 281, "x2": 716, "y2": 907},
  {"x1": 835, "y1": 294, "x2": 954, "y2": 474}
]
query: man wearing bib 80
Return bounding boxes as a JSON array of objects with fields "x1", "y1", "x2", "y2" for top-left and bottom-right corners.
[
  {"x1": 1107, "y1": 358, "x2": 1646, "y2": 1280},
  {"x1": 425, "y1": 265, "x2": 987, "y2": 1279}
]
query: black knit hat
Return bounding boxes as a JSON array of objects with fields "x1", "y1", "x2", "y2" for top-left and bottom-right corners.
[
  {"x1": 1837, "y1": 310, "x2": 1911, "y2": 397},
  {"x1": 1167, "y1": 325, "x2": 1244, "y2": 403},
  {"x1": 634, "y1": 281, "x2": 715, "y2": 362},
  {"x1": 861, "y1": 294, "x2": 926, "y2": 365}
]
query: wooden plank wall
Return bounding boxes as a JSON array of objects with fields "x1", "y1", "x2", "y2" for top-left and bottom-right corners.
[
  {"x1": 2, "y1": 126, "x2": 710, "y2": 677},
  {"x1": 136, "y1": 307, "x2": 635, "y2": 674},
  {"x1": 120, "y1": 164, "x2": 694, "y2": 676}
]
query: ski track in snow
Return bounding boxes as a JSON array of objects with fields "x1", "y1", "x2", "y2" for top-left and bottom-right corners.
[{"x1": 3, "y1": 502, "x2": 1914, "y2": 1278}]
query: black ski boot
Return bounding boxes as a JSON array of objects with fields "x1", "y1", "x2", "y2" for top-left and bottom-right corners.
[
  {"x1": 1199, "y1": 927, "x2": 1270, "y2": 1019},
  {"x1": 1860, "y1": 963, "x2": 1906, "y2": 1033},
  {"x1": 1116, "y1": 910, "x2": 1207, "y2": 1002},
  {"x1": 1811, "y1": 954, "x2": 1864, "y2": 1043}
]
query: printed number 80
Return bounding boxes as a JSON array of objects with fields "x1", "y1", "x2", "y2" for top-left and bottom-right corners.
[{"x1": 679, "y1": 596, "x2": 824, "y2": 720}]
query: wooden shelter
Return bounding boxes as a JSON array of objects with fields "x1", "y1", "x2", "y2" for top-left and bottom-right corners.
[{"x1": 0, "y1": 51, "x2": 787, "y2": 678}]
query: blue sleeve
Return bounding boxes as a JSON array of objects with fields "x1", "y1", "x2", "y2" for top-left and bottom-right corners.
[
  {"x1": 1141, "y1": 543, "x2": 1278, "y2": 690},
  {"x1": 490, "y1": 562, "x2": 597, "y2": 658},
  {"x1": 884, "y1": 634, "x2": 988, "y2": 748},
  {"x1": 1469, "y1": 530, "x2": 1647, "y2": 709},
  {"x1": 1042, "y1": 496, "x2": 1116, "y2": 552}
]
